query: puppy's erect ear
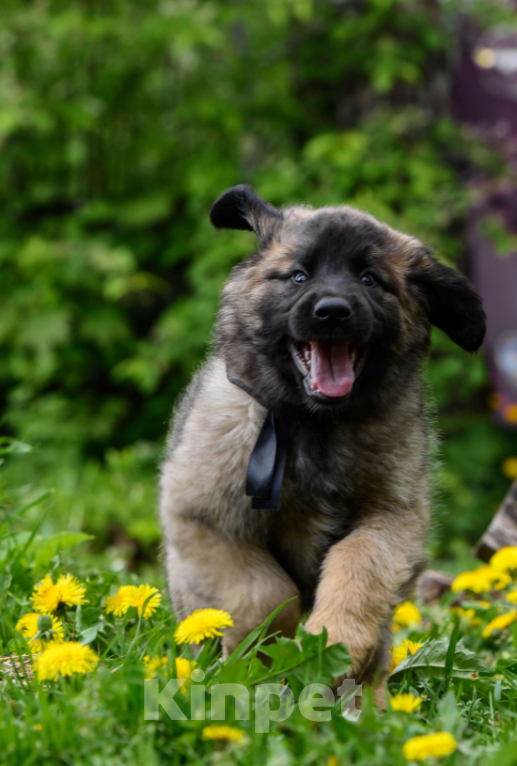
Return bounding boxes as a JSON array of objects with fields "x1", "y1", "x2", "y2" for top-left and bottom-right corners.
[
  {"x1": 210, "y1": 185, "x2": 283, "y2": 246},
  {"x1": 409, "y1": 250, "x2": 486, "y2": 352}
]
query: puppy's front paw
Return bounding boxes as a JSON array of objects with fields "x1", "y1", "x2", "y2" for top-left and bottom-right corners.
[
  {"x1": 305, "y1": 614, "x2": 345, "y2": 648},
  {"x1": 305, "y1": 611, "x2": 376, "y2": 680}
]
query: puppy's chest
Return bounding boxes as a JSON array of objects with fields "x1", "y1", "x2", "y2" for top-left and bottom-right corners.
[
  {"x1": 269, "y1": 428, "x2": 408, "y2": 589},
  {"x1": 262, "y1": 426, "x2": 375, "y2": 587},
  {"x1": 283, "y1": 422, "x2": 377, "y2": 506}
]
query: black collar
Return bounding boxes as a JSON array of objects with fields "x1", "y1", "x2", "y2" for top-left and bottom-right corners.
[{"x1": 227, "y1": 370, "x2": 290, "y2": 511}]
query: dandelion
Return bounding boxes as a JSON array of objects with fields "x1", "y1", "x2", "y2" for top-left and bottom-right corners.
[
  {"x1": 390, "y1": 638, "x2": 424, "y2": 673},
  {"x1": 31, "y1": 574, "x2": 58, "y2": 613},
  {"x1": 31, "y1": 573, "x2": 86, "y2": 614},
  {"x1": 506, "y1": 590, "x2": 517, "y2": 605},
  {"x1": 35, "y1": 641, "x2": 99, "y2": 681},
  {"x1": 105, "y1": 584, "x2": 161, "y2": 619},
  {"x1": 143, "y1": 655, "x2": 168, "y2": 679},
  {"x1": 202, "y1": 724, "x2": 246, "y2": 743},
  {"x1": 451, "y1": 565, "x2": 510, "y2": 594},
  {"x1": 393, "y1": 601, "x2": 421, "y2": 631},
  {"x1": 502, "y1": 457, "x2": 517, "y2": 481},
  {"x1": 55, "y1": 573, "x2": 86, "y2": 608},
  {"x1": 176, "y1": 657, "x2": 196, "y2": 693},
  {"x1": 490, "y1": 546, "x2": 517, "y2": 575},
  {"x1": 403, "y1": 732, "x2": 457, "y2": 761},
  {"x1": 482, "y1": 610, "x2": 517, "y2": 639},
  {"x1": 105, "y1": 585, "x2": 135, "y2": 617},
  {"x1": 390, "y1": 693, "x2": 422, "y2": 713},
  {"x1": 130, "y1": 584, "x2": 162, "y2": 618},
  {"x1": 174, "y1": 608, "x2": 233, "y2": 645},
  {"x1": 16, "y1": 613, "x2": 64, "y2": 652},
  {"x1": 143, "y1": 655, "x2": 196, "y2": 694}
]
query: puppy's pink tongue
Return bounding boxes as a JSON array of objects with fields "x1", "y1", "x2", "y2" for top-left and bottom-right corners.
[{"x1": 311, "y1": 340, "x2": 355, "y2": 397}]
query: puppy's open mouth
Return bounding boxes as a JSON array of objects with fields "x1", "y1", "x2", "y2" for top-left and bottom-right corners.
[{"x1": 290, "y1": 339, "x2": 366, "y2": 399}]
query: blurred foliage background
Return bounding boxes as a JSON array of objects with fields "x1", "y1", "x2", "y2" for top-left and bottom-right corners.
[{"x1": 1, "y1": 0, "x2": 516, "y2": 572}]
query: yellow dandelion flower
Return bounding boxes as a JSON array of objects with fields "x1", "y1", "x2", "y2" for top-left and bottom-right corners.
[
  {"x1": 56, "y1": 574, "x2": 86, "y2": 606},
  {"x1": 403, "y1": 732, "x2": 457, "y2": 761},
  {"x1": 390, "y1": 693, "x2": 422, "y2": 713},
  {"x1": 33, "y1": 724, "x2": 43, "y2": 731},
  {"x1": 176, "y1": 657, "x2": 196, "y2": 693},
  {"x1": 142, "y1": 654, "x2": 196, "y2": 689},
  {"x1": 143, "y1": 655, "x2": 168, "y2": 679},
  {"x1": 31, "y1": 573, "x2": 86, "y2": 614},
  {"x1": 390, "y1": 638, "x2": 423, "y2": 673},
  {"x1": 55, "y1": 574, "x2": 87, "y2": 608},
  {"x1": 15, "y1": 613, "x2": 64, "y2": 652},
  {"x1": 490, "y1": 546, "x2": 517, "y2": 575},
  {"x1": 35, "y1": 641, "x2": 99, "y2": 681},
  {"x1": 202, "y1": 724, "x2": 246, "y2": 743},
  {"x1": 105, "y1": 584, "x2": 161, "y2": 619},
  {"x1": 129, "y1": 584, "x2": 162, "y2": 618},
  {"x1": 506, "y1": 590, "x2": 517, "y2": 604},
  {"x1": 482, "y1": 609, "x2": 517, "y2": 639},
  {"x1": 175, "y1": 608, "x2": 234, "y2": 645},
  {"x1": 105, "y1": 585, "x2": 136, "y2": 617},
  {"x1": 393, "y1": 601, "x2": 421, "y2": 631},
  {"x1": 451, "y1": 565, "x2": 510, "y2": 594},
  {"x1": 502, "y1": 458, "x2": 517, "y2": 480},
  {"x1": 30, "y1": 574, "x2": 58, "y2": 613}
]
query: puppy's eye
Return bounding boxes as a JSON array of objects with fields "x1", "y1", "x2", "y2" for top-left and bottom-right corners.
[
  {"x1": 293, "y1": 271, "x2": 308, "y2": 284},
  {"x1": 360, "y1": 273, "x2": 376, "y2": 287}
]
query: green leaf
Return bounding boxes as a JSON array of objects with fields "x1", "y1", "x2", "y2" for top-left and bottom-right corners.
[
  {"x1": 224, "y1": 600, "x2": 297, "y2": 666},
  {"x1": 30, "y1": 532, "x2": 94, "y2": 567},
  {"x1": 254, "y1": 631, "x2": 351, "y2": 686},
  {"x1": 0, "y1": 438, "x2": 32, "y2": 457},
  {"x1": 445, "y1": 615, "x2": 460, "y2": 677},
  {"x1": 260, "y1": 635, "x2": 304, "y2": 670},
  {"x1": 0, "y1": 571, "x2": 12, "y2": 592},
  {"x1": 438, "y1": 691, "x2": 463, "y2": 735},
  {"x1": 292, "y1": 627, "x2": 351, "y2": 683},
  {"x1": 80, "y1": 625, "x2": 99, "y2": 645},
  {"x1": 390, "y1": 637, "x2": 493, "y2": 680},
  {"x1": 496, "y1": 658, "x2": 517, "y2": 676}
]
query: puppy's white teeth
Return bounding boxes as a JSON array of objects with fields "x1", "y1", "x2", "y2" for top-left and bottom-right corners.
[{"x1": 295, "y1": 343, "x2": 311, "y2": 373}]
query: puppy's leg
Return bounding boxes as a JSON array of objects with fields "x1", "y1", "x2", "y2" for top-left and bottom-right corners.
[
  {"x1": 165, "y1": 518, "x2": 301, "y2": 656},
  {"x1": 305, "y1": 509, "x2": 427, "y2": 686}
]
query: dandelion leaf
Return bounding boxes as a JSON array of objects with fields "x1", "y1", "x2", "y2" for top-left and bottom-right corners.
[{"x1": 391, "y1": 637, "x2": 493, "y2": 680}]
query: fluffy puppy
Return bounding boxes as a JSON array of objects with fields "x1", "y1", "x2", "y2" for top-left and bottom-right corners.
[{"x1": 160, "y1": 185, "x2": 485, "y2": 686}]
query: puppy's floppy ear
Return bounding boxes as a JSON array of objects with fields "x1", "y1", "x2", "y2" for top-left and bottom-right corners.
[
  {"x1": 409, "y1": 250, "x2": 486, "y2": 352},
  {"x1": 210, "y1": 185, "x2": 282, "y2": 246}
]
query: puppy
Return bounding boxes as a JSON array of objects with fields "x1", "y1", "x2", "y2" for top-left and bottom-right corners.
[{"x1": 160, "y1": 185, "x2": 485, "y2": 687}]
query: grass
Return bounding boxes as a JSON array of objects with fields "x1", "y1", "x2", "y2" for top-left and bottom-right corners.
[{"x1": 3, "y1": 439, "x2": 517, "y2": 765}]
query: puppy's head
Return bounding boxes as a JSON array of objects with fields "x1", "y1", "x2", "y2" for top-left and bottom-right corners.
[{"x1": 212, "y1": 185, "x2": 485, "y2": 411}]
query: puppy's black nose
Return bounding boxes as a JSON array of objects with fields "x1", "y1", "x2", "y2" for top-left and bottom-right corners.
[{"x1": 314, "y1": 298, "x2": 352, "y2": 324}]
